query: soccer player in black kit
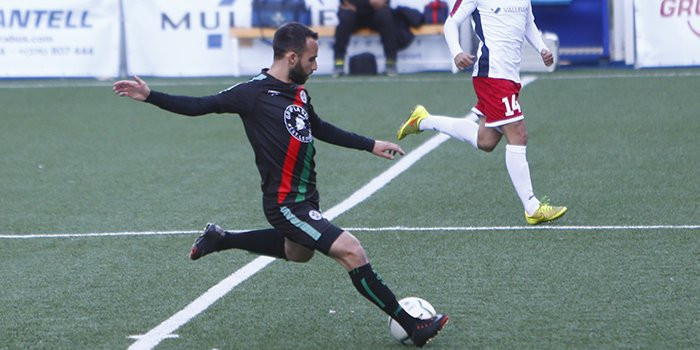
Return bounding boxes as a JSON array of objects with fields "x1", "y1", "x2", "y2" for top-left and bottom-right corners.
[{"x1": 113, "y1": 22, "x2": 447, "y2": 346}]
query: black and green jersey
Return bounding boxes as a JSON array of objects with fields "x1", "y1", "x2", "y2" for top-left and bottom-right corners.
[{"x1": 144, "y1": 70, "x2": 375, "y2": 206}]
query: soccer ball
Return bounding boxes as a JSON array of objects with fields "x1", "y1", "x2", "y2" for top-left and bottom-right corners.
[{"x1": 388, "y1": 297, "x2": 437, "y2": 345}]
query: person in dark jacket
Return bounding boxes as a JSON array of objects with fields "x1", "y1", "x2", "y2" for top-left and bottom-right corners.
[{"x1": 333, "y1": 0, "x2": 399, "y2": 76}]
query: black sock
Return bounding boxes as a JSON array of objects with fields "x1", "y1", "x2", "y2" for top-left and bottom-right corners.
[
  {"x1": 349, "y1": 263, "x2": 416, "y2": 331},
  {"x1": 218, "y1": 229, "x2": 287, "y2": 259}
]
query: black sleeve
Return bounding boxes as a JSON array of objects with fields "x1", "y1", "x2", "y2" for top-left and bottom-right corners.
[
  {"x1": 308, "y1": 104, "x2": 375, "y2": 152},
  {"x1": 144, "y1": 82, "x2": 256, "y2": 116},
  {"x1": 144, "y1": 91, "x2": 220, "y2": 116}
]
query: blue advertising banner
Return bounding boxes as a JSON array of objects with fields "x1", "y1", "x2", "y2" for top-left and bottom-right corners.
[{"x1": 532, "y1": 0, "x2": 609, "y2": 62}]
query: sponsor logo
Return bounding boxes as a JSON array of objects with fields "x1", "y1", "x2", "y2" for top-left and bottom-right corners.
[
  {"x1": 495, "y1": 6, "x2": 529, "y2": 15},
  {"x1": 284, "y1": 105, "x2": 313, "y2": 143},
  {"x1": 267, "y1": 89, "x2": 281, "y2": 96},
  {"x1": 0, "y1": 10, "x2": 92, "y2": 29},
  {"x1": 309, "y1": 210, "x2": 322, "y2": 221},
  {"x1": 660, "y1": 0, "x2": 700, "y2": 38},
  {"x1": 160, "y1": 0, "x2": 237, "y2": 49}
]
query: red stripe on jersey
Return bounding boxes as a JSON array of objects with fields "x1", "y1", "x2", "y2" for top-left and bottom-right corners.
[
  {"x1": 276, "y1": 86, "x2": 306, "y2": 204},
  {"x1": 277, "y1": 137, "x2": 301, "y2": 204},
  {"x1": 450, "y1": 0, "x2": 463, "y2": 17}
]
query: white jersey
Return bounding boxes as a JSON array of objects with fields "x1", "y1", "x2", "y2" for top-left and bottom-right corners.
[{"x1": 444, "y1": 0, "x2": 547, "y2": 83}]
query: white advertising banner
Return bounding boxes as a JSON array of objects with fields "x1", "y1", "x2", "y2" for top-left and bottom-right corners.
[
  {"x1": 0, "y1": 0, "x2": 120, "y2": 78},
  {"x1": 123, "y1": 0, "x2": 251, "y2": 77},
  {"x1": 634, "y1": 0, "x2": 700, "y2": 67}
]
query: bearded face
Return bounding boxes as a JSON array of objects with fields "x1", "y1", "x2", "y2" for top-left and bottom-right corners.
[{"x1": 289, "y1": 59, "x2": 310, "y2": 85}]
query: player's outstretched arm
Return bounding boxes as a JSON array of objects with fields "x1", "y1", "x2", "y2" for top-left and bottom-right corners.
[
  {"x1": 371, "y1": 140, "x2": 405, "y2": 160},
  {"x1": 113, "y1": 76, "x2": 150, "y2": 101},
  {"x1": 112, "y1": 76, "x2": 222, "y2": 117}
]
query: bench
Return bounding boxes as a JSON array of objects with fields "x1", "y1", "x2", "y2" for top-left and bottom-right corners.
[
  {"x1": 228, "y1": 24, "x2": 448, "y2": 76},
  {"x1": 230, "y1": 24, "x2": 444, "y2": 40}
]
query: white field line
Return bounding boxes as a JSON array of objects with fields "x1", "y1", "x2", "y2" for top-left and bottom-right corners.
[
  {"x1": 0, "y1": 113, "x2": 460, "y2": 241},
  {"x1": 128, "y1": 334, "x2": 179, "y2": 340},
  {"x1": 126, "y1": 255, "x2": 277, "y2": 350},
  {"x1": 2, "y1": 225, "x2": 699, "y2": 239},
  {"x1": 124, "y1": 101, "x2": 490, "y2": 349},
  {"x1": 349, "y1": 225, "x2": 700, "y2": 231},
  {"x1": 1, "y1": 70, "x2": 700, "y2": 89},
  {"x1": 0, "y1": 230, "x2": 200, "y2": 239}
]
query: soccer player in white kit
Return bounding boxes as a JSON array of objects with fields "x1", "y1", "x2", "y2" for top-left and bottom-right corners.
[{"x1": 397, "y1": 0, "x2": 567, "y2": 224}]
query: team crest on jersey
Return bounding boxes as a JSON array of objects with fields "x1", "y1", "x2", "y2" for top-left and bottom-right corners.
[
  {"x1": 284, "y1": 104, "x2": 313, "y2": 143},
  {"x1": 299, "y1": 90, "x2": 308, "y2": 104},
  {"x1": 309, "y1": 210, "x2": 322, "y2": 221}
]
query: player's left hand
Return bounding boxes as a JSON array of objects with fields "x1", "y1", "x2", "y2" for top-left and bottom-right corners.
[
  {"x1": 541, "y1": 49, "x2": 554, "y2": 67},
  {"x1": 372, "y1": 140, "x2": 405, "y2": 160},
  {"x1": 112, "y1": 76, "x2": 151, "y2": 101}
]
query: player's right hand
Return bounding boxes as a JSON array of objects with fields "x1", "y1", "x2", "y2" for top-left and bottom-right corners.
[
  {"x1": 112, "y1": 76, "x2": 151, "y2": 101},
  {"x1": 541, "y1": 49, "x2": 554, "y2": 67},
  {"x1": 453, "y1": 52, "x2": 475, "y2": 71},
  {"x1": 372, "y1": 140, "x2": 405, "y2": 160}
]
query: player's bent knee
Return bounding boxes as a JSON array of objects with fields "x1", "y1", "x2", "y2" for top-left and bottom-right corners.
[
  {"x1": 478, "y1": 141, "x2": 497, "y2": 152},
  {"x1": 329, "y1": 231, "x2": 369, "y2": 270},
  {"x1": 477, "y1": 128, "x2": 501, "y2": 152},
  {"x1": 340, "y1": 248, "x2": 368, "y2": 270}
]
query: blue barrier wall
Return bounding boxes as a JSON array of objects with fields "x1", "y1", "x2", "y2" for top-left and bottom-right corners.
[
  {"x1": 532, "y1": 0, "x2": 609, "y2": 63},
  {"x1": 533, "y1": 0, "x2": 572, "y2": 4}
]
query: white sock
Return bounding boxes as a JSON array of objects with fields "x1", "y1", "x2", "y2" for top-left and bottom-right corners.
[
  {"x1": 505, "y1": 144, "x2": 540, "y2": 215},
  {"x1": 420, "y1": 115, "x2": 479, "y2": 149}
]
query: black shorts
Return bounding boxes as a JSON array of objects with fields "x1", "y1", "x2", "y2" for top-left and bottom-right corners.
[{"x1": 263, "y1": 200, "x2": 343, "y2": 255}]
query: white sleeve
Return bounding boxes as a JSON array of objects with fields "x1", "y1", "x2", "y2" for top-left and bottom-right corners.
[
  {"x1": 444, "y1": 0, "x2": 476, "y2": 60},
  {"x1": 524, "y1": 7, "x2": 548, "y2": 53}
]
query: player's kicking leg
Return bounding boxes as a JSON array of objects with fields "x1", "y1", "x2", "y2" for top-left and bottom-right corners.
[
  {"x1": 397, "y1": 105, "x2": 480, "y2": 149},
  {"x1": 397, "y1": 105, "x2": 430, "y2": 140}
]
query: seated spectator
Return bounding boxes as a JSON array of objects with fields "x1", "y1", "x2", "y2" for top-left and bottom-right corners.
[{"x1": 333, "y1": 0, "x2": 398, "y2": 76}]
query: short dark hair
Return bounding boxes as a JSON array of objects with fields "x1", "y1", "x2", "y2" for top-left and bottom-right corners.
[{"x1": 273, "y1": 22, "x2": 318, "y2": 60}]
